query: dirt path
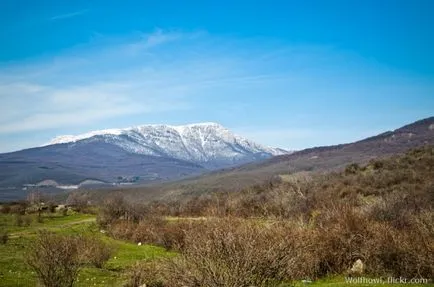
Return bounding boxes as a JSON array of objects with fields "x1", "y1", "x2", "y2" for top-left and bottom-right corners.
[
  {"x1": 9, "y1": 217, "x2": 96, "y2": 238},
  {"x1": 58, "y1": 217, "x2": 96, "y2": 226}
]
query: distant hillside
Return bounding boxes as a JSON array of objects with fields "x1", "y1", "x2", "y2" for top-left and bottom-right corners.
[
  {"x1": 0, "y1": 123, "x2": 287, "y2": 200},
  {"x1": 113, "y1": 117, "x2": 434, "y2": 201},
  {"x1": 135, "y1": 145, "x2": 434, "y2": 220},
  {"x1": 251, "y1": 116, "x2": 434, "y2": 172},
  {"x1": 0, "y1": 141, "x2": 205, "y2": 198}
]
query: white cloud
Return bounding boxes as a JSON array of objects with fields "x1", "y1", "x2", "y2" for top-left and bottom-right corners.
[
  {"x1": 0, "y1": 30, "x2": 293, "y2": 136},
  {"x1": 50, "y1": 9, "x2": 89, "y2": 21},
  {"x1": 134, "y1": 29, "x2": 182, "y2": 50},
  {"x1": 0, "y1": 78, "x2": 194, "y2": 133}
]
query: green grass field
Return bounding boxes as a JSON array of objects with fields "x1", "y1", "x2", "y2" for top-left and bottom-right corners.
[
  {"x1": 0, "y1": 211, "x2": 175, "y2": 286},
  {"x1": 0, "y1": 212, "x2": 432, "y2": 287}
]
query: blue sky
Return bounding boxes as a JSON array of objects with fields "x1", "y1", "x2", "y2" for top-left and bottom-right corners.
[{"x1": 0, "y1": 0, "x2": 433, "y2": 152}]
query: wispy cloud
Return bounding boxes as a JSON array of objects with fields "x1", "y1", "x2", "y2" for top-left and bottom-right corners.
[
  {"x1": 136, "y1": 28, "x2": 183, "y2": 49},
  {"x1": 50, "y1": 9, "x2": 89, "y2": 21},
  {"x1": 0, "y1": 30, "x2": 273, "y2": 135},
  {"x1": 0, "y1": 29, "x2": 432, "y2": 152},
  {"x1": 0, "y1": 76, "x2": 194, "y2": 133}
]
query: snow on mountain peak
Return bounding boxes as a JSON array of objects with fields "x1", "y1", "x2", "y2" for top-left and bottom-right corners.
[
  {"x1": 49, "y1": 128, "x2": 125, "y2": 145},
  {"x1": 46, "y1": 122, "x2": 288, "y2": 167}
]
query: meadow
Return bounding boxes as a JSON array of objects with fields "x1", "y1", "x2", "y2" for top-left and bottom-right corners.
[{"x1": 0, "y1": 211, "x2": 174, "y2": 286}]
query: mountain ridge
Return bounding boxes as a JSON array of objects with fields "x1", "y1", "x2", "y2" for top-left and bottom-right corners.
[
  {"x1": 0, "y1": 123, "x2": 288, "y2": 198},
  {"x1": 45, "y1": 122, "x2": 287, "y2": 168}
]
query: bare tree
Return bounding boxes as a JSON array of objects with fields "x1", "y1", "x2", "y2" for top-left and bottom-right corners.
[
  {"x1": 26, "y1": 231, "x2": 82, "y2": 287},
  {"x1": 27, "y1": 191, "x2": 45, "y2": 222},
  {"x1": 66, "y1": 191, "x2": 89, "y2": 212}
]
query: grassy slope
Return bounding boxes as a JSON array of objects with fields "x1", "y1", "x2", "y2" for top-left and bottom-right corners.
[{"x1": 0, "y1": 212, "x2": 174, "y2": 287}]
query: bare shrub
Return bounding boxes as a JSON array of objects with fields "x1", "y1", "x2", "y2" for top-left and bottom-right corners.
[
  {"x1": 305, "y1": 206, "x2": 370, "y2": 277},
  {"x1": 97, "y1": 193, "x2": 127, "y2": 226},
  {"x1": 80, "y1": 236, "x2": 115, "y2": 268},
  {"x1": 26, "y1": 231, "x2": 81, "y2": 287},
  {"x1": 14, "y1": 214, "x2": 33, "y2": 226},
  {"x1": 0, "y1": 229, "x2": 8, "y2": 244},
  {"x1": 130, "y1": 216, "x2": 191, "y2": 250},
  {"x1": 66, "y1": 192, "x2": 89, "y2": 212},
  {"x1": 27, "y1": 191, "x2": 46, "y2": 221},
  {"x1": 302, "y1": 206, "x2": 434, "y2": 279},
  {"x1": 157, "y1": 221, "x2": 191, "y2": 250},
  {"x1": 10, "y1": 202, "x2": 27, "y2": 215},
  {"x1": 131, "y1": 216, "x2": 165, "y2": 244},
  {"x1": 0, "y1": 204, "x2": 11, "y2": 214},
  {"x1": 164, "y1": 218, "x2": 299, "y2": 287},
  {"x1": 47, "y1": 202, "x2": 56, "y2": 213},
  {"x1": 109, "y1": 220, "x2": 137, "y2": 241},
  {"x1": 365, "y1": 213, "x2": 434, "y2": 278},
  {"x1": 369, "y1": 189, "x2": 432, "y2": 229},
  {"x1": 124, "y1": 261, "x2": 164, "y2": 287}
]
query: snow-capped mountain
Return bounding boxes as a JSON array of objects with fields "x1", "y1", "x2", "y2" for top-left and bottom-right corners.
[
  {"x1": 0, "y1": 123, "x2": 288, "y2": 196},
  {"x1": 47, "y1": 122, "x2": 288, "y2": 168}
]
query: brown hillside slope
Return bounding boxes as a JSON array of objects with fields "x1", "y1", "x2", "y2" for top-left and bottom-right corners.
[{"x1": 92, "y1": 117, "x2": 434, "y2": 201}]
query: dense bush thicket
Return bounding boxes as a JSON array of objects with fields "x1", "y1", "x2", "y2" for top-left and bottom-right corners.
[
  {"x1": 163, "y1": 218, "x2": 301, "y2": 287},
  {"x1": 123, "y1": 146, "x2": 432, "y2": 220},
  {"x1": 98, "y1": 146, "x2": 433, "y2": 285}
]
